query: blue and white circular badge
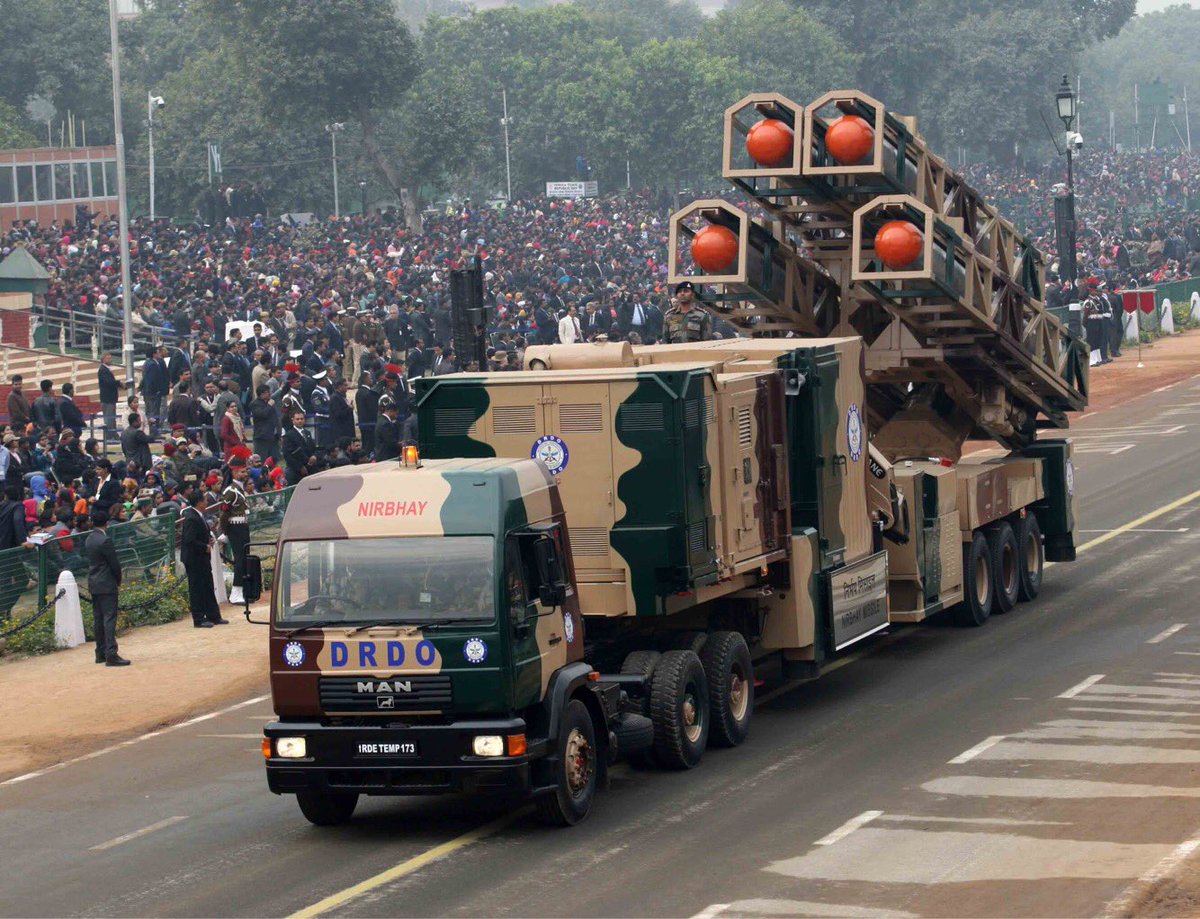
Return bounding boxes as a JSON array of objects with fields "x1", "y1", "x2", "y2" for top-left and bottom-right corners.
[
  {"x1": 463, "y1": 637, "x2": 488, "y2": 664},
  {"x1": 531, "y1": 435, "x2": 570, "y2": 475},
  {"x1": 1065, "y1": 458, "x2": 1075, "y2": 497},
  {"x1": 563, "y1": 611, "x2": 575, "y2": 644},
  {"x1": 846, "y1": 403, "x2": 863, "y2": 462},
  {"x1": 283, "y1": 641, "x2": 306, "y2": 668}
]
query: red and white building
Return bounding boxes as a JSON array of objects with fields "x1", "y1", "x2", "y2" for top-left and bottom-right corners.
[{"x1": 0, "y1": 145, "x2": 119, "y2": 228}]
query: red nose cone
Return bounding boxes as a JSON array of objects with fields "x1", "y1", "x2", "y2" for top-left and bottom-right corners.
[
  {"x1": 825, "y1": 114, "x2": 875, "y2": 166},
  {"x1": 690, "y1": 224, "x2": 740, "y2": 274},
  {"x1": 874, "y1": 221, "x2": 924, "y2": 270},
  {"x1": 746, "y1": 118, "x2": 795, "y2": 167}
]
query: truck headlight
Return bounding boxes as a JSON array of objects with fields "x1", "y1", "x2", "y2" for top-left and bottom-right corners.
[
  {"x1": 276, "y1": 736, "x2": 307, "y2": 759},
  {"x1": 472, "y1": 735, "x2": 504, "y2": 757}
]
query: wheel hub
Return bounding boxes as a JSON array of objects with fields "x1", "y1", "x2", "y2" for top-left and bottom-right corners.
[
  {"x1": 729, "y1": 670, "x2": 749, "y2": 721},
  {"x1": 564, "y1": 728, "x2": 592, "y2": 796},
  {"x1": 683, "y1": 692, "x2": 702, "y2": 743}
]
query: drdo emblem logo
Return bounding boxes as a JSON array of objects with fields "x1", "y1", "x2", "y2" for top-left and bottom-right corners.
[
  {"x1": 283, "y1": 641, "x2": 306, "y2": 667},
  {"x1": 563, "y1": 611, "x2": 575, "y2": 644},
  {"x1": 463, "y1": 637, "x2": 488, "y2": 664},
  {"x1": 846, "y1": 403, "x2": 863, "y2": 462},
  {"x1": 531, "y1": 435, "x2": 569, "y2": 475}
]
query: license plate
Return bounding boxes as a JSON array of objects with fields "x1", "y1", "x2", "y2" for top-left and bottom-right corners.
[{"x1": 355, "y1": 741, "x2": 418, "y2": 757}]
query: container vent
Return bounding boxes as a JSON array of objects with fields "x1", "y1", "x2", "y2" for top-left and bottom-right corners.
[
  {"x1": 571, "y1": 527, "x2": 610, "y2": 557},
  {"x1": 688, "y1": 521, "x2": 708, "y2": 553},
  {"x1": 434, "y1": 407, "x2": 478, "y2": 437},
  {"x1": 492, "y1": 405, "x2": 538, "y2": 434},
  {"x1": 684, "y1": 397, "x2": 714, "y2": 428},
  {"x1": 618, "y1": 402, "x2": 664, "y2": 433},
  {"x1": 737, "y1": 407, "x2": 753, "y2": 446},
  {"x1": 559, "y1": 403, "x2": 604, "y2": 434}
]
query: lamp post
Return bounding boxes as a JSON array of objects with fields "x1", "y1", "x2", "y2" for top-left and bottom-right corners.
[
  {"x1": 358, "y1": 179, "x2": 367, "y2": 216},
  {"x1": 147, "y1": 92, "x2": 164, "y2": 220},
  {"x1": 500, "y1": 89, "x2": 513, "y2": 202},
  {"x1": 325, "y1": 122, "x2": 345, "y2": 217},
  {"x1": 1054, "y1": 75, "x2": 1082, "y2": 338},
  {"x1": 107, "y1": 0, "x2": 135, "y2": 386}
]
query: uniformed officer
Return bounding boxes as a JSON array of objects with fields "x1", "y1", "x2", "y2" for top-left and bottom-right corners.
[
  {"x1": 662, "y1": 281, "x2": 713, "y2": 344},
  {"x1": 220, "y1": 454, "x2": 252, "y2": 604}
]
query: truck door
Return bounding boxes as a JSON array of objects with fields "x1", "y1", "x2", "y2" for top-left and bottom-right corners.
[{"x1": 507, "y1": 530, "x2": 570, "y2": 709}]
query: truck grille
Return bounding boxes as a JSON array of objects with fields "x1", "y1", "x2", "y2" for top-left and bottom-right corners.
[{"x1": 319, "y1": 676, "x2": 453, "y2": 713}]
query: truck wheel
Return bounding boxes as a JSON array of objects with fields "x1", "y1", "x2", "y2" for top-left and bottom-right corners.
[
  {"x1": 611, "y1": 711, "x2": 654, "y2": 757},
  {"x1": 986, "y1": 521, "x2": 1020, "y2": 614},
  {"x1": 953, "y1": 530, "x2": 993, "y2": 627},
  {"x1": 1017, "y1": 514, "x2": 1043, "y2": 602},
  {"x1": 296, "y1": 789, "x2": 359, "y2": 826},
  {"x1": 700, "y1": 631, "x2": 754, "y2": 748},
  {"x1": 535, "y1": 698, "x2": 597, "y2": 827},
  {"x1": 649, "y1": 650, "x2": 709, "y2": 769},
  {"x1": 620, "y1": 650, "x2": 661, "y2": 717}
]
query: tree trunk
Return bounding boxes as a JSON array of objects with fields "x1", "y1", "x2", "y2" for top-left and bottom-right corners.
[{"x1": 357, "y1": 101, "x2": 406, "y2": 223}]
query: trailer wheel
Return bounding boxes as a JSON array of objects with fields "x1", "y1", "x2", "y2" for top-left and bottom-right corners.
[
  {"x1": 1017, "y1": 514, "x2": 1043, "y2": 602},
  {"x1": 620, "y1": 650, "x2": 661, "y2": 717},
  {"x1": 649, "y1": 650, "x2": 709, "y2": 769},
  {"x1": 535, "y1": 699, "x2": 597, "y2": 827},
  {"x1": 700, "y1": 631, "x2": 754, "y2": 748},
  {"x1": 296, "y1": 789, "x2": 359, "y2": 826},
  {"x1": 954, "y1": 530, "x2": 993, "y2": 627},
  {"x1": 986, "y1": 521, "x2": 1020, "y2": 614}
]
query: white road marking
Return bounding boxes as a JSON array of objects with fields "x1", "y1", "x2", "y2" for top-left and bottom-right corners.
[
  {"x1": 689, "y1": 904, "x2": 730, "y2": 919},
  {"x1": 877, "y1": 814, "x2": 1069, "y2": 827},
  {"x1": 814, "y1": 810, "x2": 883, "y2": 846},
  {"x1": 1073, "y1": 443, "x2": 1135, "y2": 455},
  {"x1": 1059, "y1": 674, "x2": 1106, "y2": 698},
  {"x1": 88, "y1": 816, "x2": 188, "y2": 851},
  {"x1": 767, "y1": 827, "x2": 1176, "y2": 883},
  {"x1": 0, "y1": 694, "x2": 270, "y2": 788},
  {"x1": 1148, "y1": 623, "x2": 1188, "y2": 644},
  {"x1": 947, "y1": 735, "x2": 1005, "y2": 764},
  {"x1": 1176, "y1": 651, "x2": 1200, "y2": 656},
  {"x1": 1073, "y1": 682, "x2": 1200, "y2": 699},
  {"x1": 1018, "y1": 719, "x2": 1200, "y2": 741},
  {"x1": 973, "y1": 740, "x2": 1200, "y2": 764},
  {"x1": 1102, "y1": 833, "x2": 1200, "y2": 918},
  {"x1": 199, "y1": 733, "x2": 264, "y2": 740},
  {"x1": 923, "y1": 775, "x2": 1200, "y2": 799},
  {"x1": 698, "y1": 900, "x2": 916, "y2": 919}
]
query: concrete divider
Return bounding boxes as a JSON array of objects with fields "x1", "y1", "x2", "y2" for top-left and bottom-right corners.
[{"x1": 54, "y1": 570, "x2": 85, "y2": 649}]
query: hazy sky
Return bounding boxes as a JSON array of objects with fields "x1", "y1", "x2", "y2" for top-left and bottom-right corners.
[{"x1": 1138, "y1": 0, "x2": 1197, "y2": 10}]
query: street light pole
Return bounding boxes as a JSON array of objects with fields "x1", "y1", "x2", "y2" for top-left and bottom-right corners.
[
  {"x1": 325, "y1": 123, "x2": 344, "y2": 217},
  {"x1": 107, "y1": 0, "x2": 135, "y2": 386},
  {"x1": 1054, "y1": 74, "x2": 1082, "y2": 339},
  {"x1": 147, "y1": 92, "x2": 163, "y2": 221},
  {"x1": 500, "y1": 89, "x2": 513, "y2": 202},
  {"x1": 359, "y1": 179, "x2": 367, "y2": 216}
]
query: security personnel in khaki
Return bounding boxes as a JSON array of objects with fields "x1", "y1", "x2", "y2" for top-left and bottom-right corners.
[{"x1": 663, "y1": 280, "x2": 713, "y2": 344}]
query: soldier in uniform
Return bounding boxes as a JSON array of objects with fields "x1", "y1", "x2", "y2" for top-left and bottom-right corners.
[
  {"x1": 662, "y1": 281, "x2": 713, "y2": 344},
  {"x1": 220, "y1": 449, "x2": 252, "y2": 604}
]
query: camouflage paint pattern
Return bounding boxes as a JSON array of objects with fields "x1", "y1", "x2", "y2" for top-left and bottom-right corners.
[{"x1": 269, "y1": 458, "x2": 583, "y2": 718}]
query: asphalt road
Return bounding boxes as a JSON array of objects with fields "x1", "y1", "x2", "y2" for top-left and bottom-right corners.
[{"x1": 3, "y1": 374, "x2": 1200, "y2": 918}]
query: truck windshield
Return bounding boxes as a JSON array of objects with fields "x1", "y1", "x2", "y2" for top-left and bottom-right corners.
[{"x1": 275, "y1": 536, "x2": 496, "y2": 626}]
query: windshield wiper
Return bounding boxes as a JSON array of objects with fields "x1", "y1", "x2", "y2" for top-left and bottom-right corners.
[
  {"x1": 283, "y1": 620, "x2": 351, "y2": 638},
  {"x1": 416, "y1": 617, "x2": 491, "y2": 629}
]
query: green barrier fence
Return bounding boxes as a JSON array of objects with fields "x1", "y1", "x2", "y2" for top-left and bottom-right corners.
[{"x1": 0, "y1": 485, "x2": 294, "y2": 631}]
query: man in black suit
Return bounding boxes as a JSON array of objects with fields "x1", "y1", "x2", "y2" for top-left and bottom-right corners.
[
  {"x1": 249, "y1": 384, "x2": 280, "y2": 464},
  {"x1": 86, "y1": 509, "x2": 129, "y2": 666},
  {"x1": 58, "y1": 382, "x2": 85, "y2": 437},
  {"x1": 31, "y1": 379, "x2": 61, "y2": 432},
  {"x1": 92, "y1": 458, "x2": 124, "y2": 512},
  {"x1": 120, "y1": 413, "x2": 155, "y2": 470},
  {"x1": 283, "y1": 410, "x2": 317, "y2": 485},
  {"x1": 180, "y1": 492, "x2": 224, "y2": 628},
  {"x1": 374, "y1": 401, "x2": 401, "y2": 462},
  {"x1": 97, "y1": 352, "x2": 123, "y2": 443},
  {"x1": 355, "y1": 371, "x2": 379, "y2": 446},
  {"x1": 140, "y1": 346, "x2": 169, "y2": 434},
  {"x1": 330, "y1": 378, "x2": 355, "y2": 443},
  {"x1": 167, "y1": 341, "x2": 192, "y2": 386}
]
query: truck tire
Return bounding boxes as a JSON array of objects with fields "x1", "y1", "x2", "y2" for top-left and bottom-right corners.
[
  {"x1": 620, "y1": 650, "x2": 661, "y2": 717},
  {"x1": 1017, "y1": 514, "x2": 1043, "y2": 602},
  {"x1": 611, "y1": 711, "x2": 654, "y2": 757},
  {"x1": 296, "y1": 789, "x2": 359, "y2": 826},
  {"x1": 535, "y1": 698, "x2": 597, "y2": 827},
  {"x1": 649, "y1": 650, "x2": 709, "y2": 770},
  {"x1": 986, "y1": 521, "x2": 1020, "y2": 614},
  {"x1": 954, "y1": 530, "x2": 993, "y2": 627},
  {"x1": 699, "y1": 631, "x2": 754, "y2": 748}
]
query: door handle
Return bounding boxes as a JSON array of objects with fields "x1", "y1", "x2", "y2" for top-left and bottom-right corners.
[{"x1": 548, "y1": 635, "x2": 563, "y2": 646}]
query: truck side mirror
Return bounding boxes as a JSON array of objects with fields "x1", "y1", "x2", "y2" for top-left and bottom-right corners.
[
  {"x1": 533, "y1": 535, "x2": 567, "y2": 608},
  {"x1": 241, "y1": 554, "x2": 263, "y2": 604}
]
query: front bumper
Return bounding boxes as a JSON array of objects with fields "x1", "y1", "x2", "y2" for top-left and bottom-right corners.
[{"x1": 264, "y1": 719, "x2": 540, "y2": 796}]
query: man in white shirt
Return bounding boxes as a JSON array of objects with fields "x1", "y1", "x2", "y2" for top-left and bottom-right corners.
[{"x1": 557, "y1": 304, "x2": 582, "y2": 345}]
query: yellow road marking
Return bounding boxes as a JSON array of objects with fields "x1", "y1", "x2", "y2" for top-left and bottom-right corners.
[
  {"x1": 288, "y1": 487, "x2": 1200, "y2": 915},
  {"x1": 289, "y1": 808, "x2": 530, "y2": 918}
]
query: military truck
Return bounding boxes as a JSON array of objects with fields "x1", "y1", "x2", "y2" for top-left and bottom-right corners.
[{"x1": 257, "y1": 89, "x2": 1083, "y2": 827}]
